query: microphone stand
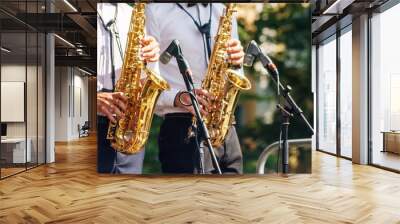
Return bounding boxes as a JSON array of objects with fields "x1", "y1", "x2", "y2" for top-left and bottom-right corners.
[
  {"x1": 270, "y1": 72, "x2": 314, "y2": 175},
  {"x1": 175, "y1": 54, "x2": 222, "y2": 175},
  {"x1": 257, "y1": 53, "x2": 314, "y2": 174}
]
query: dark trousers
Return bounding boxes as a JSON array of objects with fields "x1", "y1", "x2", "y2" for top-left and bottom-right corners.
[
  {"x1": 158, "y1": 113, "x2": 243, "y2": 174},
  {"x1": 97, "y1": 116, "x2": 144, "y2": 174},
  {"x1": 97, "y1": 116, "x2": 116, "y2": 173}
]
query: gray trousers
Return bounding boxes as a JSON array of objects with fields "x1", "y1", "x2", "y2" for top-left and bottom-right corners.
[
  {"x1": 158, "y1": 113, "x2": 243, "y2": 174},
  {"x1": 112, "y1": 150, "x2": 145, "y2": 174},
  {"x1": 97, "y1": 115, "x2": 145, "y2": 174}
]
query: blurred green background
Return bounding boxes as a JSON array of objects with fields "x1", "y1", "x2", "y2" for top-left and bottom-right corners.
[{"x1": 142, "y1": 3, "x2": 312, "y2": 174}]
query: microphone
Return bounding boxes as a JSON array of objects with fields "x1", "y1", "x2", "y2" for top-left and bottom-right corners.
[
  {"x1": 244, "y1": 40, "x2": 279, "y2": 77},
  {"x1": 243, "y1": 40, "x2": 260, "y2": 67},
  {"x1": 160, "y1": 39, "x2": 180, "y2": 65},
  {"x1": 244, "y1": 40, "x2": 280, "y2": 94},
  {"x1": 160, "y1": 39, "x2": 193, "y2": 82}
]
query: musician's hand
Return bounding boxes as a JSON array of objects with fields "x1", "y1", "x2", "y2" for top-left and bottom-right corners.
[
  {"x1": 141, "y1": 36, "x2": 160, "y2": 63},
  {"x1": 97, "y1": 92, "x2": 128, "y2": 123},
  {"x1": 174, "y1": 89, "x2": 212, "y2": 116},
  {"x1": 226, "y1": 39, "x2": 244, "y2": 66}
]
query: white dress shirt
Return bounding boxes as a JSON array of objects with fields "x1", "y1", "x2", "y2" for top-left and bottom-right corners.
[
  {"x1": 97, "y1": 3, "x2": 158, "y2": 92},
  {"x1": 146, "y1": 3, "x2": 243, "y2": 116}
]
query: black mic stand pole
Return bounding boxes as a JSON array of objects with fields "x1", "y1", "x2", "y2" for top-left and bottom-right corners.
[
  {"x1": 258, "y1": 54, "x2": 314, "y2": 175},
  {"x1": 276, "y1": 104, "x2": 292, "y2": 174},
  {"x1": 272, "y1": 77, "x2": 314, "y2": 175},
  {"x1": 175, "y1": 54, "x2": 222, "y2": 175}
]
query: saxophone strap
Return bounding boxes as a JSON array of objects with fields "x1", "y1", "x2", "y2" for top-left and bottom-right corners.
[
  {"x1": 98, "y1": 3, "x2": 123, "y2": 91},
  {"x1": 176, "y1": 3, "x2": 212, "y2": 60}
]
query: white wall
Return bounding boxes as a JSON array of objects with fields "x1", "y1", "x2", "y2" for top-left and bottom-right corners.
[
  {"x1": 1, "y1": 65, "x2": 35, "y2": 138},
  {"x1": 1, "y1": 63, "x2": 46, "y2": 164},
  {"x1": 72, "y1": 73, "x2": 89, "y2": 138},
  {"x1": 55, "y1": 66, "x2": 69, "y2": 141},
  {"x1": 54, "y1": 67, "x2": 89, "y2": 141},
  {"x1": 1, "y1": 65, "x2": 27, "y2": 148}
]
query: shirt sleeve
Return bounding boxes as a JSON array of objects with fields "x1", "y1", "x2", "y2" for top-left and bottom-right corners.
[
  {"x1": 97, "y1": 75, "x2": 104, "y2": 92},
  {"x1": 231, "y1": 15, "x2": 244, "y2": 77},
  {"x1": 97, "y1": 4, "x2": 105, "y2": 92},
  {"x1": 146, "y1": 5, "x2": 180, "y2": 109}
]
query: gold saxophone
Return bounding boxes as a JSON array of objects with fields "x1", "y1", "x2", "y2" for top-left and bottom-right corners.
[
  {"x1": 106, "y1": 3, "x2": 169, "y2": 154},
  {"x1": 201, "y1": 3, "x2": 251, "y2": 148}
]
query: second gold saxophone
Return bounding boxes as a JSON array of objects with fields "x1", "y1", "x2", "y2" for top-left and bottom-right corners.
[
  {"x1": 202, "y1": 3, "x2": 251, "y2": 148},
  {"x1": 106, "y1": 3, "x2": 169, "y2": 154}
]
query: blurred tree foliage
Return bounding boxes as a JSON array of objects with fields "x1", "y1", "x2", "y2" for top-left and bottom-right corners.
[
  {"x1": 142, "y1": 3, "x2": 312, "y2": 174},
  {"x1": 237, "y1": 3, "x2": 312, "y2": 173}
]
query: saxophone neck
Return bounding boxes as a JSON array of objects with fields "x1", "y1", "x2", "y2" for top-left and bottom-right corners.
[{"x1": 224, "y1": 3, "x2": 236, "y2": 17}]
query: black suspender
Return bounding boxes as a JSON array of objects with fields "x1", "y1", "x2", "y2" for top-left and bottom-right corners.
[
  {"x1": 98, "y1": 10, "x2": 116, "y2": 91},
  {"x1": 176, "y1": 3, "x2": 213, "y2": 61},
  {"x1": 98, "y1": 4, "x2": 125, "y2": 91}
]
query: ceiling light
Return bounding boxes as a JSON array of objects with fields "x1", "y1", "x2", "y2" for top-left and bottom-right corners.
[
  {"x1": 1, "y1": 47, "x2": 11, "y2": 53},
  {"x1": 322, "y1": 0, "x2": 341, "y2": 15},
  {"x1": 322, "y1": 0, "x2": 355, "y2": 15},
  {"x1": 63, "y1": 0, "x2": 78, "y2": 12},
  {"x1": 54, "y1": 34, "x2": 75, "y2": 48},
  {"x1": 78, "y1": 67, "x2": 92, "y2": 76}
]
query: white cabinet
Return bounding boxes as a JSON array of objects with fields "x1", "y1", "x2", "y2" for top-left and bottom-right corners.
[{"x1": 1, "y1": 138, "x2": 32, "y2": 163}]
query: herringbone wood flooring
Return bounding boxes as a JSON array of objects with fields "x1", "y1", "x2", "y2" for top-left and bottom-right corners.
[{"x1": 1, "y1": 135, "x2": 400, "y2": 224}]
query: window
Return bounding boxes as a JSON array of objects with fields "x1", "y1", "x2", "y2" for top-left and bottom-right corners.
[
  {"x1": 317, "y1": 35, "x2": 337, "y2": 154},
  {"x1": 339, "y1": 27, "x2": 352, "y2": 158},
  {"x1": 370, "y1": 3, "x2": 400, "y2": 171},
  {"x1": 0, "y1": 1, "x2": 47, "y2": 179}
]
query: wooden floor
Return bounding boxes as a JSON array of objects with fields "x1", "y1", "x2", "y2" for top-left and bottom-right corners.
[
  {"x1": 1, "y1": 135, "x2": 400, "y2": 223},
  {"x1": 372, "y1": 150, "x2": 400, "y2": 171},
  {"x1": 1, "y1": 167, "x2": 26, "y2": 178}
]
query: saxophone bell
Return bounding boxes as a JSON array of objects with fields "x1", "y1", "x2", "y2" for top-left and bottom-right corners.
[
  {"x1": 226, "y1": 69, "x2": 251, "y2": 90},
  {"x1": 106, "y1": 3, "x2": 170, "y2": 154}
]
